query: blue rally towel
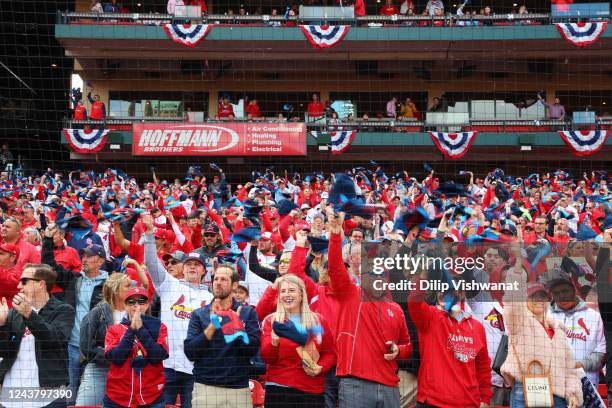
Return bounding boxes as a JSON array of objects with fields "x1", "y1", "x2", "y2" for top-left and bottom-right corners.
[
  {"x1": 231, "y1": 226, "x2": 262, "y2": 243},
  {"x1": 272, "y1": 317, "x2": 324, "y2": 346},
  {"x1": 210, "y1": 310, "x2": 250, "y2": 345}
]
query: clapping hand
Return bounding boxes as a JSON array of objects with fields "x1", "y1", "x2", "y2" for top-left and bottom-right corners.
[
  {"x1": 0, "y1": 297, "x2": 9, "y2": 326},
  {"x1": 12, "y1": 293, "x2": 32, "y2": 319},
  {"x1": 131, "y1": 311, "x2": 143, "y2": 331}
]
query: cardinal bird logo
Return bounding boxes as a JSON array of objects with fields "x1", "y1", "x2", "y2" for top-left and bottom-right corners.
[
  {"x1": 577, "y1": 318, "x2": 590, "y2": 336},
  {"x1": 485, "y1": 308, "x2": 505, "y2": 332},
  {"x1": 171, "y1": 294, "x2": 194, "y2": 320}
]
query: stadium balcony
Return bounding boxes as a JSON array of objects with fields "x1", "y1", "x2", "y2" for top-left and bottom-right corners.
[
  {"x1": 55, "y1": 11, "x2": 612, "y2": 60},
  {"x1": 60, "y1": 115, "x2": 612, "y2": 166}
]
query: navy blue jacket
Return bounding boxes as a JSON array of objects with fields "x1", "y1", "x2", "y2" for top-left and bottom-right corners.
[{"x1": 184, "y1": 300, "x2": 260, "y2": 388}]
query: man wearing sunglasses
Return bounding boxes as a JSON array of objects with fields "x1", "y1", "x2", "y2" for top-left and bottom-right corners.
[
  {"x1": 162, "y1": 251, "x2": 185, "y2": 279},
  {"x1": 143, "y1": 215, "x2": 213, "y2": 408},
  {"x1": 195, "y1": 224, "x2": 228, "y2": 286},
  {"x1": 0, "y1": 264, "x2": 76, "y2": 408},
  {"x1": 41, "y1": 224, "x2": 108, "y2": 405}
]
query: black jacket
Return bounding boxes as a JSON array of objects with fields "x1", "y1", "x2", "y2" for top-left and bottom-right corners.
[
  {"x1": 80, "y1": 302, "x2": 115, "y2": 367},
  {"x1": 0, "y1": 297, "x2": 75, "y2": 387},
  {"x1": 41, "y1": 237, "x2": 104, "y2": 310}
]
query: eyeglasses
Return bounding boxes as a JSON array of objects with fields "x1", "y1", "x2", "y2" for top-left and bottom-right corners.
[
  {"x1": 125, "y1": 297, "x2": 148, "y2": 306},
  {"x1": 20, "y1": 277, "x2": 42, "y2": 286}
]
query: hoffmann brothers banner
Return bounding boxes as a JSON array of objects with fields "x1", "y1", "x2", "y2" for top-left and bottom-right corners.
[{"x1": 132, "y1": 122, "x2": 306, "y2": 156}]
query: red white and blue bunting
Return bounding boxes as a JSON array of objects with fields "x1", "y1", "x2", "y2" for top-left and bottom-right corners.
[
  {"x1": 310, "y1": 130, "x2": 357, "y2": 154},
  {"x1": 63, "y1": 128, "x2": 109, "y2": 154},
  {"x1": 429, "y1": 131, "x2": 478, "y2": 159},
  {"x1": 163, "y1": 24, "x2": 212, "y2": 48},
  {"x1": 559, "y1": 130, "x2": 608, "y2": 156},
  {"x1": 299, "y1": 25, "x2": 350, "y2": 49},
  {"x1": 330, "y1": 130, "x2": 357, "y2": 155},
  {"x1": 556, "y1": 22, "x2": 608, "y2": 47}
]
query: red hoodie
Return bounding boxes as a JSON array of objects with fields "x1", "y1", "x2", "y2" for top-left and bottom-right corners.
[
  {"x1": 328, "y1": 232, "x2": 412, "y2": 387},
  {"x1": 408, "y1": 280, "x2": 492, "y2": 407},
  {"x1": 104, "y1": 321, "x2": 168, "y2": 407},
  {"x1": 260, "y1": 313, "x2": 336, "y2": 394}
]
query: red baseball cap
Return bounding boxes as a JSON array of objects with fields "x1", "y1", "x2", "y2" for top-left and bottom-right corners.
[
  {"x1": 0, "y1": 243, "x2": 19, "y2": 259},
  {"x1": 123, "y1": 286, "x2": 150, "y2": 302},
  {"x1": 154, "y1": 228, "x2": 175, "y2": 242},
  {"x1": 526, "y1": 283, "x2": 551, "y2": 299},
  {"x1": 295, "y1": 221, "x2": 311, "y2": 232},
  {"x1": 154, "y1": 228, "x2": 167, "y2": 239}
]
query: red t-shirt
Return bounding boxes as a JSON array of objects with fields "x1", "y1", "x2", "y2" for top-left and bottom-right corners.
[
  {"x1": 245, "y1": 103, "x2": 261, "y2": 118},
  {"x1": 218, "y1": 102, "x2": 235, "y2": 118},
  {"x1": 189, "y1": 0, "x2": 207, "y2": 13},
  {"x1": 307, "y1": 101, "x2": 325, "y2": 118},
  {"x1": 379, "y1": 5, "x2": 399, "y2": 15}
]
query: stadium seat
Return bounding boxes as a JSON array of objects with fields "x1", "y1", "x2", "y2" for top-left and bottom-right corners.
[{"x1": 249, "y1": 379, "x2": 265, "y2": 407}]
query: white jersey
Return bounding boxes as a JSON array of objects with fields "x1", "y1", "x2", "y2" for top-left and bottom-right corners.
[
  {"x1": 549, "y1": 302, "x2": 606, "y2": 385},
  {"x1": 157, "y1": 273, "x2": 214, "y2": 374},
  {"x1": 244, "y1": 269, "x2": 272, "y2": 305},
  {"x1": 470, "y1": 300, "x2": 507, "y2": 388}
]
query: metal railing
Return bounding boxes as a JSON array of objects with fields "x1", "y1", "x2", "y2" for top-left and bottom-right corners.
[
  {"x1": 58, "y1": 10, "x2": 573, "y2": 26},
  {"x1": 63, "y1": 116, "x2": 612, "y2": 132}
]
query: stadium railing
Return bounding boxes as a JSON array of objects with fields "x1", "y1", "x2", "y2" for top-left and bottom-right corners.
[
  {"x1": 64, "y1": 117, "x2": 612, "y2": 133},
  {"x1": 58, "y1": 11, "x2": 569, "y2": 26}
]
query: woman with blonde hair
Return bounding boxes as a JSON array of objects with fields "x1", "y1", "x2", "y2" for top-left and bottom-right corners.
[
  {"x1": 260, "y1": 273, "x2": 336, "y2": 408},
  {"x1": 76, "y1": 272, "x2": 132, "y2": 405}
]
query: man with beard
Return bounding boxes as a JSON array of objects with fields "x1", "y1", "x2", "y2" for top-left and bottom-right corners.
[
  {"x1": 194, "y1": 225, "x2": 228, "y2": 287},
  {"x1": 185, "y1": 264, "x2": 260, "y2": 407}
]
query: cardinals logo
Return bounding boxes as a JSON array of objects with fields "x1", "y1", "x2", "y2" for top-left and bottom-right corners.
[
  {"x1": 565, "y1": 318, "x2": 590, "y2": 342},
  {"x1": 485, "y1": 308, "x2": 505, "y2": 332},
  {"x1": 170, "y1": 295, "x2": 195, "y2": 320},
  {"x1": 577, "y1": 318, "x2": 590, "y2": 335}
]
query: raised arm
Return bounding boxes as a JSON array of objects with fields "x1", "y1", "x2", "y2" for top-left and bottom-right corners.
[
  {"x1": 326, "y1": 210, "x2": 357, "y2": 301},
  {"x1": 141, "y1": 213, "x2": 169, "y2": 288}
]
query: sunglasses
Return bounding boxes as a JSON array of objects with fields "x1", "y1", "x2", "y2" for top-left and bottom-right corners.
[
  {"x1": 125, "y1": 297, "x2": 148, "y2": 306},
  {"x1": 203, "y1": 233, "x2": 217, "y2": 237},
  {"x1": 166, "y1": 259, "x2": 181, "y2": 265},
  {"x1": 20, "y1": 277, "x2": 42, "y2": 285},
  {"x1": 279, "y1": 258, "x2": 291, "y2": 264}
]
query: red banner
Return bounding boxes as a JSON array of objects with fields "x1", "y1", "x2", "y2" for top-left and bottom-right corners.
[{"x1": 132, "y1": 122, "x2": 306, "y2": 156}]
